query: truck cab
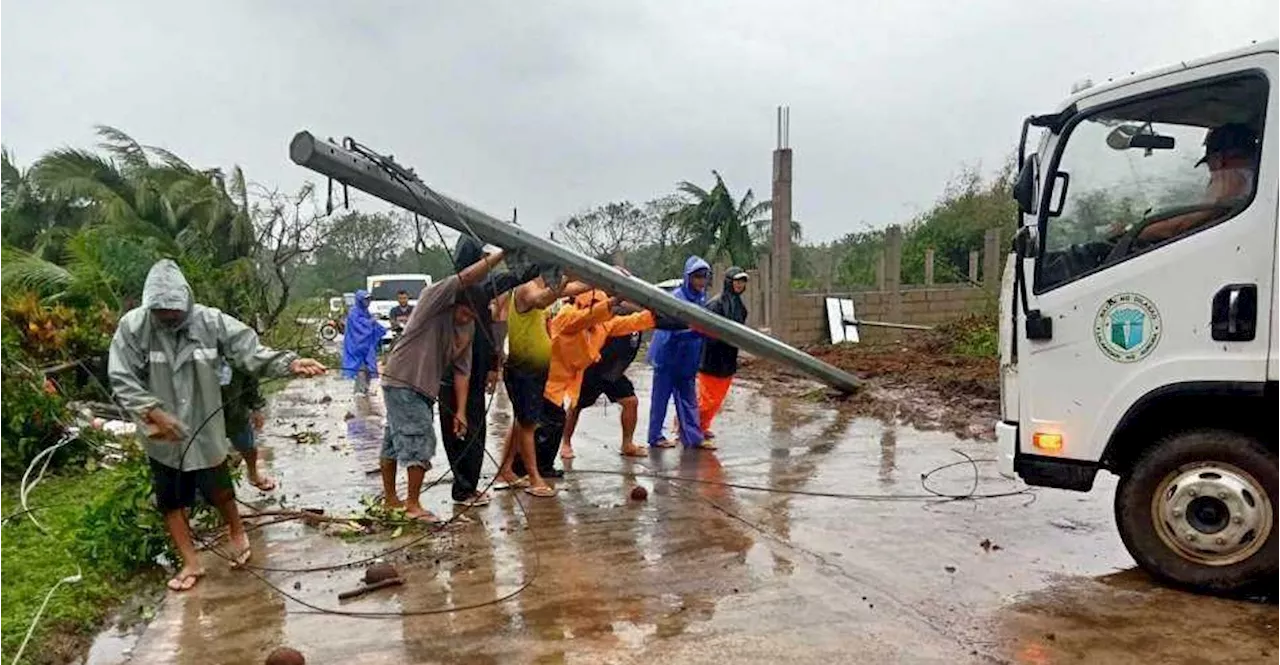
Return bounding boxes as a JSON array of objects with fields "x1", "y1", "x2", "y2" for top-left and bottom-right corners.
[{"x1": 998, "y1": 40, "x2": 1277, "y2": 593}]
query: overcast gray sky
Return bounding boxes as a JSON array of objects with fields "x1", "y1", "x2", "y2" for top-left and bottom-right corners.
[{"x1": 3, "y1": 1, "x2": 1276, "y2": 242}]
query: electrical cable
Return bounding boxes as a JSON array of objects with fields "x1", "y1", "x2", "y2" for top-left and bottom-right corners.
[{"x1": 568, "y1": 453, "x2": 1033, "y2": 503}]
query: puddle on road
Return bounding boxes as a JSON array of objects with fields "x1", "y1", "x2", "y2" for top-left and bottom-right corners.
[{"x1": 93, "y1": 370, "x2": 1276, "y2": 665}]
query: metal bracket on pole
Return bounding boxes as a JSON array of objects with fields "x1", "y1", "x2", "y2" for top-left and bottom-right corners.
[{"x1": 288, "y1": 131, "x2": 858, "y2": 393}]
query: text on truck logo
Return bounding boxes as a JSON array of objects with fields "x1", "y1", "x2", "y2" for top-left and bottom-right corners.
[{"x1": 1093, "y1": 293, "x2": 1162, "y2": 363}]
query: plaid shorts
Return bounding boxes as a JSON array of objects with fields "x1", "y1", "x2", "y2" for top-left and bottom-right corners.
[{"x1": 381, "y1": 386, "x2": 437, "y2": 468}]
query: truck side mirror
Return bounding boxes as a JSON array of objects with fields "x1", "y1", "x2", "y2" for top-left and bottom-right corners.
[{"x1": 1013, "y1": 161, "x2": 1036, "y2": 214}]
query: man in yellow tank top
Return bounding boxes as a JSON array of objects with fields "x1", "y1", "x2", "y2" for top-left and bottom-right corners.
[{"x1": 496, "y1": 274, "x2": 589, "y2": 497}]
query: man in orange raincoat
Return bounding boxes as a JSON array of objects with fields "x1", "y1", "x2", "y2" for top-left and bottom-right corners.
[{"x1": 535, "y1": 288, "x2": 677, "y2": 463}]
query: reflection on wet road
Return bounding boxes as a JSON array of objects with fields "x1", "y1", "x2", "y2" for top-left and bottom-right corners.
[{"x1": 107, "y1": 370, "x2": 1275, "y2": 665}]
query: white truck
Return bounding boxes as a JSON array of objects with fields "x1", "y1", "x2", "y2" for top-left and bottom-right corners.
[
  {"x1": 998, "y1": 39, "x2": 1277, "y2": 593},
  {"x1": 366, "y1": 273, "x2": 432, "y2": 342}
]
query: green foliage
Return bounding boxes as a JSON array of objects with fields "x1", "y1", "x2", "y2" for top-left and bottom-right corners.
[
  {"x1": 936, "y1": 312, "x2": 1000, "y2": 358},
  {"x1": 1, "y1": 466, "x2": 162, "y2": 663},
  {"x1": 0, "y1": 323, "x2": 104, "y2": 478},
  {"x1": 900, "y1": 161, "x2": 1017, "y2": 284},
  {"x1": 76, "y1": 453, "x2": 174, "y2": 575},
  {"x1": 670, "y1": 171, "x2": 776, "y2": 268}
]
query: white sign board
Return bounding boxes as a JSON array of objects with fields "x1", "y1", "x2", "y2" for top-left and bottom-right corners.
[{"x1": 825, "y1": 298, "x2": 859, "y2": 344}]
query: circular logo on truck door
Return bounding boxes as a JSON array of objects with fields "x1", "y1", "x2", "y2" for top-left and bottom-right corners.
[{"x1": 1094, "y1": 293, "x2": 1162, "y2": 363}]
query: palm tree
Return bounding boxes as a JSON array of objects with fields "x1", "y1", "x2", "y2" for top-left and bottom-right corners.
[
  {"x1": 4, "y1": 127, "x2": 259, "y2": 312},
  {"x1": 672, "y1": 170, "x2": 774, "y2": 267},
  {"x1": 28, "y1": 126, "x2": 254, "y2": 258}
]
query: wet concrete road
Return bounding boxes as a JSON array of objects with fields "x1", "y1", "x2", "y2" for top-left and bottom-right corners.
[{"x1": 106, "y1": 370, "x2": 1276, "y2": 665}]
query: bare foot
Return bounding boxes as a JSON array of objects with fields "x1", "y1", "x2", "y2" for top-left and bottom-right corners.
[
  {"x1": 620, "y1": 444, "x2": 647, "y2": 457},
  {"x1": 559, "y1": 445, "x2": 575, "y2": 460}
]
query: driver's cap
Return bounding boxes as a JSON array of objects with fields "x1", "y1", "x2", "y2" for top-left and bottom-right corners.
[{"x1": 1197, "y1": 123, "x2": 1258, "y2": 166}]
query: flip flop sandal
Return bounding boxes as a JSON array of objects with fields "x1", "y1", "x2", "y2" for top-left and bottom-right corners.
[
  {"x1": 229, "y1": 546, "x2": 253, "y2": 568},
  {"x1": 695, "y1": 441, "x2": 719, "y2": 451},
  {"x1": 524, "y1": 485, "x2": 557, "y2": 498},
  {"x1": 166, "y1": 570, "x2": 205, "y2": 592},
  {"x1": 620, "y1": 446, "x2": 648, "y2": 457},
  {"x1": 704, "y1": 431, "x2": 717, "y2": 440},
  {"x1": 251, "y1": 476, "x2": 278, "y2": 492},
  {"x1": 409, "y1": 512, "x2": 441, "y2": 524},
  {"x1": 654, "y1": 439, "x2": 678, "y2": 449},
  {"x1": 453, "y1": 493, "x2": 492, "y2": 507},
  {"x1": 560, "y1": 449, "x2": 576, "y2": 460},
  {"x1": 494, "y1": 476, "x2": 530, "y2": 491}
]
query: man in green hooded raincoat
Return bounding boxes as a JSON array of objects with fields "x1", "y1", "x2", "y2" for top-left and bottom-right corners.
[{"x1": 108, "y1": 259, "x2": 325, "y2": 592}]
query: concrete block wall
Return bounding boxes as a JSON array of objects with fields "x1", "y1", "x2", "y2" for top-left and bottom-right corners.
[
  {"x1": 756, "y1": 227, "x2": 1003, "y2": 345},
  {"x1": 782, "y1": 287, "x2": 992, "y2": 345}
]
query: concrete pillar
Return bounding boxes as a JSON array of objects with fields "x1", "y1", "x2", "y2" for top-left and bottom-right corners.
[
  {"x1": 968, "y1": 250, "x2": 980, "y2": 284},
  {"x1": 758, "y1": 252, "x2": 773, "y2": 330},
  {"x1": 924, "y1": 248, "x2": 935, "y2": 286},
  {"x1": 745, "y1": 268, "x2": 764, "y2": 328},
  {"x1": 885, "y1": 225, "x2": 903, "y2": 325},
  {"x1": 983, "y1": 228, "x2": 1001, "y2": 292},
  {"x1": 770, "y1": 147, "x2": 793, "y2": 343}
]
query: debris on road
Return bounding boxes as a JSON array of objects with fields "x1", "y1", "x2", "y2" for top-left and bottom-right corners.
[
  {"x1": 339, "y1": 563, "x2": 405, "y2": 600},
  {"x1": 630, "y1": 485, "x2": 649, "y2": 501},
  {"x1": 264, "y1": 646, "x2": 306, "y2": 665}
]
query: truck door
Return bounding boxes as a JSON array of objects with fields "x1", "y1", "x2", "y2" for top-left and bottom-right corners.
[{"x1": 1019, "y1": 54, "x2": 1277, "y2": 470}]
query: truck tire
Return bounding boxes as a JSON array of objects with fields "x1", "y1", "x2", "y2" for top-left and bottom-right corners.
[{"x1": 1115, "y1": 429, "x2": 1276, "y2": 594}]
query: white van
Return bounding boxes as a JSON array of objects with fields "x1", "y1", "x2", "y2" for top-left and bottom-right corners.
[{"x1": 366, "y1": 274, "x2": 432, "y2": 340}]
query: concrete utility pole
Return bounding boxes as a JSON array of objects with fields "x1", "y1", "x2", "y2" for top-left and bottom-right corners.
[
  {"x1": 771, "y1": 106, "x2": 793, "y2": 343},
  {"x1": 289, "y1": 132, "x2": 859, "y2": 393}
]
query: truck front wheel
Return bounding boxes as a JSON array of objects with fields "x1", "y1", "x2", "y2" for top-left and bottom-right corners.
[{"x1": 1115, "y1": 429, "x2": 1276, "y2": 594}]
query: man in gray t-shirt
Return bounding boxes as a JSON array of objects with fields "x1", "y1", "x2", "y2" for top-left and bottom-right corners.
[{"x1": 379, "y1": 248, "x2": 505, "y2": 523}]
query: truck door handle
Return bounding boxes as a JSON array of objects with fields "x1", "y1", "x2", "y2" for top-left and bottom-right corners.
[{"x1": 1211, "y1": 284, "x2": 1257, "y2": 342}]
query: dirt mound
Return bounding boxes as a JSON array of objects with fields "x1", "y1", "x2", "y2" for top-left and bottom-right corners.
[{"x1": 738, "y1": 320, "x2": 1000, "y2": 440}]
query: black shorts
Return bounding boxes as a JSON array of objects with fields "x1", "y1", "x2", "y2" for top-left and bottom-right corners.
[
  {"x1": 576, "y1": 372, "x2": 635, "y2": 410},
  {"x1": 150, "y1": 458, "x2": 235, "y2": 513},
  {"x1": 503, "y1": 365, "x2": 548, "y2": 427}
]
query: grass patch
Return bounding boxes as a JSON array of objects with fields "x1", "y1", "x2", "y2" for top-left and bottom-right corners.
[{"x1": 2, "y1": 467, "x2": 162, "y2": 664}]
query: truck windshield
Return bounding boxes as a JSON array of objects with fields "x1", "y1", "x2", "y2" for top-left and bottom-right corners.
[
  {"x1": 369, "y1": 279, "x2": 427, "y2": 300},
  {"x1": 1037, "y1": 75, "x2": 1267, "y2": 291}
]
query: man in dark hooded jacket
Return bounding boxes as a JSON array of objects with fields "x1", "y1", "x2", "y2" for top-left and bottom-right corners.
[
  {"x1": 696, "y1": 267, "x2": 749, "y2": 446},
  {"x1": 439, "y1": 237, "x2": 541, "y2": 507}
]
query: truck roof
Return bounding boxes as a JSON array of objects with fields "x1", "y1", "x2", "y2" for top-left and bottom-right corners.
[{"x1": 1053, "y1": 38, "x2": 1278, "y2": 113}]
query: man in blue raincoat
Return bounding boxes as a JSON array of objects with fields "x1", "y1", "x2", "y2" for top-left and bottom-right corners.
[
  {"x1": 646, "y1": 256, "x2": 712, "y2": 449},
  {"x1": 342, "y1": 290, "x2": 385, "y2": 395}
]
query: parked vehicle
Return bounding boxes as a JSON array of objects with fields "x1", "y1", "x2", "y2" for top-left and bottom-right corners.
[{"x1": 997, "y1": 39, "x2": 1277, "y2": 593}]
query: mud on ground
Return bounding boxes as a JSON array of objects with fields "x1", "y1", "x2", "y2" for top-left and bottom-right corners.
[{"x1": 737, "y1": 321, "x2": 1000, "y2": 441}]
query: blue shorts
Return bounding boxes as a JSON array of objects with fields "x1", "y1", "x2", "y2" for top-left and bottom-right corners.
[
  {"x1": 229, "y1": 428, "x2": 256, "y2": 454},
  {"x1": 381, "y1": 386, "x2": 437, "y2": 468}
]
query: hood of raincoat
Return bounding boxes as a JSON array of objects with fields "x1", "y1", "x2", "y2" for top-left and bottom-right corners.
[
  {"x1": 677, "y1": 256, "x2": 711, "y2": 304},
  {"x1": 574, "y1": 289, "x2": 608, "y2": 309},
  {"x1": 645, "y1": 255, "x2": 709, "y2": 374},
  {"x1": 142, "y1": 259, "x2": 194, "y2": 326},
  {"x1": 712, "y1": 266, "x2": 748, "y2": 324},
  {"x1": 453, "y1": 235, "x2": 485, "y2": 268}
]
